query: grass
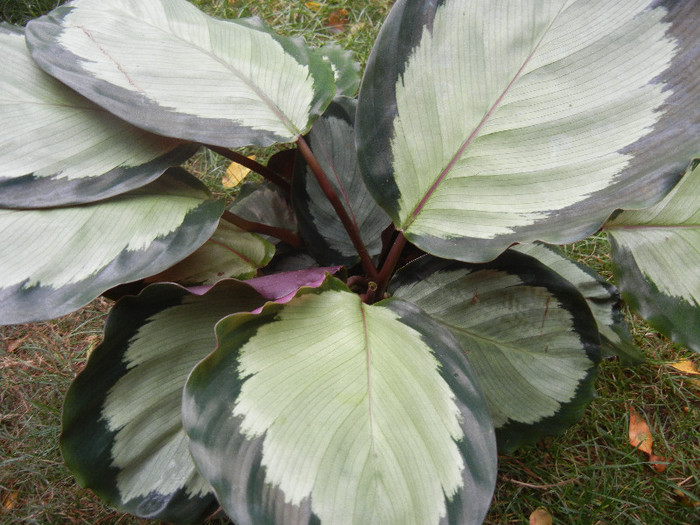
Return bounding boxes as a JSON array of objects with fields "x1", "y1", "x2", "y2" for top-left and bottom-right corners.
[{"x1": 1, "y1": 1, "x2": 699, "y2": 524}]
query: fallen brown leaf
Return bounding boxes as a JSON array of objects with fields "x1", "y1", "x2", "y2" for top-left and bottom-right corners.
[
  {"x1": 326, "y1": 9, "x2": 349, "y2": 32},
  {"x1": 648, "y1": 453, "x2": 669, "y2": 473},
  {"x1": 673, "y1": 487, "x2": 700, "y2": 508},
  {"x1": 628, "y1": 407, "x2": 653, "y2": 455},
  {"x1": 2, "y1": 491, "x2": 18, "y2": 510},
  {"x1": 6, "y1": 339, "x2": 22, "y2": 353},
  {"x1": 628, "y1": 406, "x2": 671, "y2": 472}
]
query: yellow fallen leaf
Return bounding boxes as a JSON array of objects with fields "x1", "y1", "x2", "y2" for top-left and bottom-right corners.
[
  {"x1": 529, "y1": 508, "x2": 553, "y2": 525},
  {"x1": 222, "y1": 156, "x2": 255, "y2": 188},
  {"x1": 305, "y1": 2, "x2": 322, "y2": 11},
  {"x1": 628, "y1": 407, "x2": 653, "y2": 455},
  {"x1": 669, "y1": 360, "x2": 700, "y2": 375}
]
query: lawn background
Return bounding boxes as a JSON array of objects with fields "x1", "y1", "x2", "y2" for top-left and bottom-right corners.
[{"x1": 1, "y1": 1, "x2": 698, "y2": 523}]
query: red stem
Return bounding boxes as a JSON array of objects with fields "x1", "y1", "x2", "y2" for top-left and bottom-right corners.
[
  {"x1": 204, "y1": 144, "x2": 291, "y2": 194},
  {"x1": 296, "y1": 135, "x2": 379, "y2": 280},
  {"x1": 222, "y1": 210, "x2": 302, "y2": 248},
  {"x1": 366, "y1": 232, "x2": 407, "y2": 303}
]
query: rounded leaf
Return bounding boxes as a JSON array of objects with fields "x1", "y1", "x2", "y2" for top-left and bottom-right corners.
[
  {"x1": 0, "y1": 168, "x2": 224, "y2": 324},
  {"x1": 357, "y1": 0, "x2": 699, "y2": 262},
  {"x1": 511, "y1": 242, "x2": 642, "y2": 364},
  {"x1": 390, "y1": 251, "x2": 600, "y2": 451},
  {"x1": 183, "y1": 278, "x2": 497, "y2": 525},
  {"x1": 61, "y1": 280, "x2": 268, "y2": 521},
  {"x1": 26, "y1": 0, "x2": 336, "y2": 147},
  {"x1": 0, "y1": 24, "x2": 196, "y2": 208}
]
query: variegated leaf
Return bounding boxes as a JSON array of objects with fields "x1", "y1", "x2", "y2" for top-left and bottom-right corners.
[
  {"x1": 390, "y1": 251, "x2": 600, "y2": 451},
  {"x1": 26, "y1": 0, "x2": 336, "y2": 147},
  {"x1": 61, "y1": 280, "x2": 268, "y2": 521},
  {"x1": 604, "y1": 161, "x2": 700, "y2": 352},
  {"x1": 0, "y1": 24, "x2": 196, "y2": 208},
  {"x1": 183, "y1": 277, "x2": 497, "y2": 525},
  {"x1": 0, "y1": 168, "x2": 224, "y2": 324},
  {"x1": 146, "y1": 218, "x2": 275, "y2": 285},
  {"x1": 357, "y1": 0, "x2": 699, "y2": 263},
  {"x1": 228, "y1": 181, "x2": 297, "y2": 238},
  {"x1": 317, "y1": 44, "x2": 361, "y2": 97},
  {"x1": 512, "y1": 242, "x2": 643, "y2": 364},
  {"x1": 294, "y1": 96, "x2": 389, "y2": 266}
]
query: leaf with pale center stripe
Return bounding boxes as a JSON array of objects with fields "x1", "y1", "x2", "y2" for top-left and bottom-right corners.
[
  {"x1": 293, "y1": 97, "x2": 389, "y2": 266},
  {"x1": 26, "y1": 0, "x2": 336, "y2": 148},
  {"x1": 511, "y1": 242, "x2": 642, "y2": 365},
  {"x1": 0, "y1": 24, "x2": 196, "y2": 208},
  {"x1": 183, "y1": 277, "x2": 497, "y2": 525},
  {"x1": 604, "y1": 161, "x2": 700, "y2": 352},
  {"x1": 390, "y1": 251, "x2": 600, "y2": 451},
  {"x1": 61, "y1": 280, "x2": 268, "y2": 522},
  {"x1": 0, "y1": 168, "x2": 224, "y2": 324},
  {"x1": 357, "y1": 0, "x2": 699, "y2": 262}
]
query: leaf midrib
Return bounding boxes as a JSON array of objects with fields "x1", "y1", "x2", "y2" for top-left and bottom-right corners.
[
  {"x1": 359, "y1": 303, "x2": 377, "y2": 460},
  {"x1": 436, "y1": 313, "x2": 569, "y2": 359},
  {"x1": 67, "y1": 7, "x2": 300, "y2": 136},
  {"x1": 407, "y1": 3, "x2": 569, "y2": 227}
]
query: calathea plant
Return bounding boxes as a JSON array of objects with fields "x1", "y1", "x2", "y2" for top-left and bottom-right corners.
[{"x1": 1, "y1": 0, "x2": 698, "y2": 523}]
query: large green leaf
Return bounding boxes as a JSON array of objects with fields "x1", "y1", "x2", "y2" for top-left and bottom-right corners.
[
  {"x1": 511, "y1": 242, "x2": 642, "y2": 364},
  {"x1": 0, "y1": 24, "x2": 196, "y2": 208},
  {"x1": 0, "y1": 168, "x2": 224, "y2": 324},
  {"x1": 357, "y1": 0, "x2": 699, "y2": 263},
  {"x1": 61, "y1": 280, "x2": 268, "y2": 522},
  {"x1": 26, "y1": 0, "x2": 336, "y2": 148},
  {"x1": 390, "y1": 251, "x2": 600, "y2": 451},
  {"x1": 604, "y1": 161, "x2": 700, "y2": 352},
  {"x1": 183, "y1": 277, "x2": 497, "y2": 525},
  {"x1": 294, "y1": 97, "x2": 389, "y2": 266}
]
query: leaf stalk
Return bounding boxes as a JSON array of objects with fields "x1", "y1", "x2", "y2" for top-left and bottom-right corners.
[
  {"x1": 204, "y1": 144, "x2": 291, "y2": 193},
  {"x1": 221, "y1": 210, "x2": 302, "y2": 248},
  {"x1": 296, "y1": 135, "x2": 379, "y2": 280}
]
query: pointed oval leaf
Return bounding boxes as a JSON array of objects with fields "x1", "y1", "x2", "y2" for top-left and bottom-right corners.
[
  {"x1": 390, "y1": 251, "x2": 600, "y2": 451},
  {"x1": 61, "y1": 280, "x2": 268, "y2": 521},
  {"x1": 0, "y1": 24, "x2": 196, "y2": 208},
  {"x1": 604, "y1": 161, "x2": 700, "y2": 352},
  {"x1": 293, "y1": 97, "x2": 389, "y2": 266},
  {"x1": 146, "y1": 218, "x2": 275, "y2": 285},
  {"x1": 357, "y1": 0, "x2": 699, "y2": 262},
  {"x1": 183, "y1": 278, "x2": 497, "y2": 525},
  {"x1": 512, "y1": 242, "x2": 643, "y2": 364},
  {"x1": 26, "y1": 0, "x2": 336, "y2": 148},
  {"x1": 0, "y1": 168, "x2": 224, "y2": 324}
]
